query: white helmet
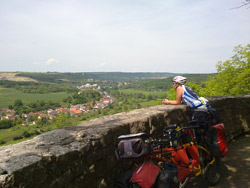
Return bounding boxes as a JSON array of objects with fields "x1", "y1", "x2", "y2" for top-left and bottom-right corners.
[{"x1": 172, "y1": 76, "x2": 186, "y2": 85}]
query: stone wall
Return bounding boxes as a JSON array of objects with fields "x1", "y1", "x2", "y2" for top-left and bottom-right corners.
[
  {"x1": 208, "y1": 95, "x2": 250, "y2": 140},
  {"x1": 0, "y1": 95, "x2": 249, "y2": 188}
]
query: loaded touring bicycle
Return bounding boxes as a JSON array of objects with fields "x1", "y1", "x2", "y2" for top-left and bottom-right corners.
[{"x1": 114, "y1": 120, "x2": 228, "y2": 188}]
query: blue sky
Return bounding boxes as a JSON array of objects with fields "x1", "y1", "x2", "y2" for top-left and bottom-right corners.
[{"x1": 0, "y1": 0, "x2": 249, "y2": 73}]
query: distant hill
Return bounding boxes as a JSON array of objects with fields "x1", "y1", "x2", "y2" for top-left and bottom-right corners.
[
  {"x1": 1, "y1": 72, "x2": 216, "y2": 83},
  {"x1": 181, "y1": 73, "x2": 217, "y2": 83},
  {"x1": 120, "y1": 73, "x2": 216, "y2": 91},
  {"x1": 13, "y1": 72, "x2": 176, "y2": 82},
  {"x1": 83, "y1": 72, "x2": 176, "y2": 81}
]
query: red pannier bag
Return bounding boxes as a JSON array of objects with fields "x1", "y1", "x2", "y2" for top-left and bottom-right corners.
[
  {"x1": 186, "y1": 144, "x2": 200, "y2": 167},
  {"x1": 173, "y1": 148, "x2": 198, "y2": 182},
  {"x1": 174, "y1": 148, "x2": 190, "y2": 164},
  {"x1": 176, "y1": 165, "x2": 196, "y2": 183},
  {"x1": 130, "y1": 161, "x2": 160, "y2": 188},
  {"x1": 206, "y1": 123, "x2": 228, "y2": 157}
]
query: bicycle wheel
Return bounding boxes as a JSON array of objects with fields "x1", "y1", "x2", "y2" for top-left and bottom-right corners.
[
  {"x1": 205, "y1": 160, "x2": 220, "y2": 185},
  {"x1": 114, "y1": 171, "x2": 133, "y2": 188}
]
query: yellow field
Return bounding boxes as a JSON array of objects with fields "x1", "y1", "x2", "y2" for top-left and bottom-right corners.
[{"x1": 0, "y1": 72, "x2": 37, "y2": 82}]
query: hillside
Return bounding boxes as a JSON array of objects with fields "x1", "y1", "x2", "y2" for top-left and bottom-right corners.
[
  {"x1": 120, "y1": 73, "x2": 216, "y2": 91},
  {"x1": 0, "y1": 72, "x2": 214, "y2": 83},
  {"x1": 1, "y1": 72, "x2": 216, "y2": 83},
  {"x1": 0, "y1": 72, "x2": 215, "y2": 94},
  {"x1": 14, "y1": 72, "x2": 175, "y2": 82},
  {"x1": 82, "y1": 72, "x2": 176, "y2": 81}
]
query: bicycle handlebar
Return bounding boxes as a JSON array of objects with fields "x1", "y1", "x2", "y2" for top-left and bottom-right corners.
[{"x1": 150, "y1": 138, "x2": 172, "y2": 147}]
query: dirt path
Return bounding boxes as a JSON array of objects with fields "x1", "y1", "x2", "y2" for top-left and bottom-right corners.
[{"x1": 186, "y1": 134, "x2": 250, "y2": 188}]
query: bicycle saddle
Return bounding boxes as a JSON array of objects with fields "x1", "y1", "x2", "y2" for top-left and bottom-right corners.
[
  {"x1": 164, "y1": 124, "x2": 178, "y2": 131},
  {"x1": 118, "y1": 133, "x2": 148, "y2": 140}
]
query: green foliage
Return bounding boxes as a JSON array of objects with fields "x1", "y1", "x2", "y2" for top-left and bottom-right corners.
[
  {"x1": 54, "y1": 113, "x2": 72, "y2": 128},
  {"x1": 64, "y1": 90, "x2": 101, "y2": 105},
  {"x1": 16, "y1": 72, "x2": 85, "y2": 83},
  {"x1": 203, "y1": 44, "x2": 250, "y2": 97},
  {"x1": 13, "y1": 99, "x2": 61, "y2": 115},
  {"x1": 84, "y1": 72, "x2": 175, "y2": 81},
  {"x1": 0, "y1": 119, "x2": 14, "y2": 129},
  {"x1": 14, "y1": 99, "x2": 23, "y2": 107},
  {"x1": 121, "y1": 73, "x2": 215, "y2": 92},
  {"x1": 167, "y1": 87, "x2": 176, "y2": 100},
  {"x1": 0, "y1": 139, "x2": 5, "y2": 145},
  {"x1": 0, "y1": 80, "x2": 78, "y2": 94}
]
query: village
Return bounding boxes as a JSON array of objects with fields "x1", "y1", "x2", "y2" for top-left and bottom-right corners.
[{"x1": 0, "y1": 83, "x2": 115, "y2": 126}]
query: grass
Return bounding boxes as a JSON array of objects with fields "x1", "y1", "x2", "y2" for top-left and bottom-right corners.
[
  {"x1": 0, "y1": 126, "x2": 34, "y2": 145},
  {"x1": 140, "y1": 100, "x2": 160, "y2": 107},
  {"x1": 0, "y1": 86, "x2": 72, "y2": 109},
  {"x1": 0, "y1": 128, "x2": 43, "y2": 146}
]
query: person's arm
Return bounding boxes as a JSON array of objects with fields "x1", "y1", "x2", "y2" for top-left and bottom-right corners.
[{"x1": 162, "y1": 86, "x2": 183, "y2": 105}]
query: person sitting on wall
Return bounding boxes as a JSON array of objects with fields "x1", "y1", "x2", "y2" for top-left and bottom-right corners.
[{"x1": 162, "y1": 76, "x2": 218, "y2": 130}]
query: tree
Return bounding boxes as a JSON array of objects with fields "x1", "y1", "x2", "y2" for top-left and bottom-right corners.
[
  {"x1": 147, "y1": 94, "x2": 153, "y2": 101},
  {"x1": 0, "y1": 119, "x2": 14, "y2": 129},
  {"x1": 14, "y1": 99, "x2": 23, "y2": 108},
  {"x1": 230, "y1": 0, "x2": 250, "y2": 9},
  {"x1": 204, "y1": 44, "x2": 250, "y2": 96}
]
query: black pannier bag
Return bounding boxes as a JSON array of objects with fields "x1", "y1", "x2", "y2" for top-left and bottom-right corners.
[
  {"x1": 206, "y1": 123, "x2": 228, "y2": 157},
  {"x1": 114, "y1": 171, "x2": 133, "y2": 188},
  {"x1": 115, "y1": 133, "x2": 152, "y2": 159},
  {"x1": 156, "y1": 162, "x2": 179, "y2": 188}
]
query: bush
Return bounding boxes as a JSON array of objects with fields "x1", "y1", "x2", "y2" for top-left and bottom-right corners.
[
  {"x1": 0, "y1": 139, "x2": 6, "y2": 145},
  {"x1": 23, "y1": 131, "x2": 31, "y2": 138},
  {"x1": 13, "y1": 136, "x2": 22, "y2": 140}
]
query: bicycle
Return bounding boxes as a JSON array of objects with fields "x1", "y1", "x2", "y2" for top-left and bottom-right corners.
[
  {"x1": 114, "y1": 121, "x2": 221, "y2": 188},
  {"x1": 159, "y1": 123, "x2": 221, "y2": 186}
]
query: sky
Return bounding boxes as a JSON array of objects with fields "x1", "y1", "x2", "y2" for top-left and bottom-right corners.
[{"x1": 0, "y1": 0, "x2": 249, "y2": 73}]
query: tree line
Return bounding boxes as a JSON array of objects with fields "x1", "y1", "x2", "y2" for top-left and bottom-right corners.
[
  {"x1": 168, "y1": 44, "x2": 250, "y2": 99},
  {"x1": 62, "y1": 90, "x2": 101, "y2": 105},
  {"x1": 120, "y1": 74, "x2": 215, "y2": 91},
  {"x1": 0, "y1": 80, "x2": 78, "y2": 94},
  {"x1": 8, "y1": 99, "x2": 61, "y2": 115}
]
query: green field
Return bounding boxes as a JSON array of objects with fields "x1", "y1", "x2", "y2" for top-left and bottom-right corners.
[
  {"x1": 0, "y1": 86, "x2": 71, "y2": 109},
  {"x1": 0, "y1": 126, "x2": 35, "y2": 145}
]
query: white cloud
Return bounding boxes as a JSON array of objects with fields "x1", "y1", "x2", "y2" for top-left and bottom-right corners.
[
  {"x1": 44, "y1": 58, "x2": 59, "y2": 66},
  {"x1": 98, "y1": 62, "x2": 107, "y2": 67},
  {"x1": 32, "y1": 62, "x2": 40, "y2": 65}
]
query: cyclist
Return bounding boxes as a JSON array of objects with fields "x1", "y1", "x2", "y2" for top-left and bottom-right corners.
[{"x1": 162, "y1": 76, "x2": 215, "y2": 129}]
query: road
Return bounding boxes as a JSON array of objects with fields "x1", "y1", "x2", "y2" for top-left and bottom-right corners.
[{"x1": 186, "y1": 134, "x2": 250, "y2": 188}]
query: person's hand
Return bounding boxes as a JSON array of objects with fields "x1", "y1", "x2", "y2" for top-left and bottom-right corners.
[{"x1": 162, "y1": 99, "x2": 169, "y2": 105}]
